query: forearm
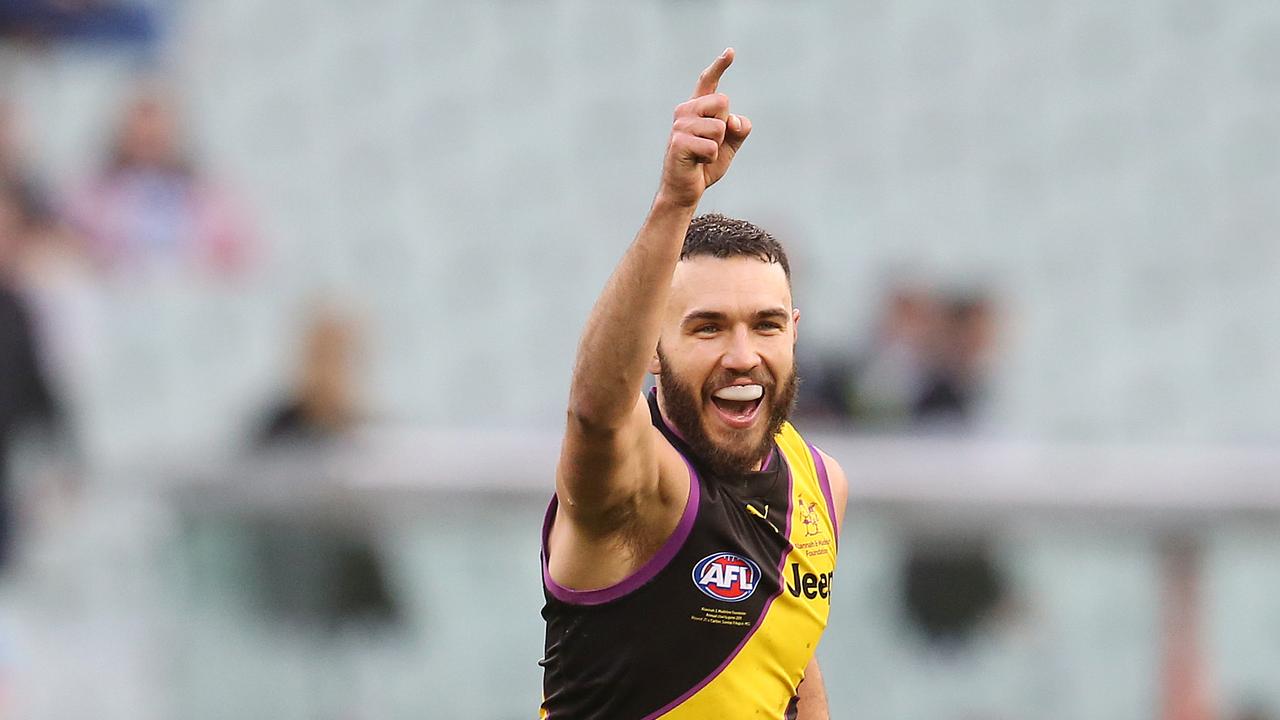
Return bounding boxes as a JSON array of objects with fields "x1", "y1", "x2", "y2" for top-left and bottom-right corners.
[
  {"x1": 567, "y1": 197, "x2": 695, "y2": 428},
  {"x1": 796, "y1": 657, "x2": 830, "y2": 720},
  {"x1": 564, "y1": 48, "x2": 744, "y2": 434}
]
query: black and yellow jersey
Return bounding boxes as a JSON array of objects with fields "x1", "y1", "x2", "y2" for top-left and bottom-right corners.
[{"x1": 539, "y1": 391, "x2": 840, "y2": 719}]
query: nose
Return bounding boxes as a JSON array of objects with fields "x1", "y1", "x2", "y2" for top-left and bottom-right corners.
[{"x1": 720, "y1": 325, "x2": 761, "y2": 373}]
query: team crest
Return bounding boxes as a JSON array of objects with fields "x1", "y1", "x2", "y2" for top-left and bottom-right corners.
[{"x1": 692, "y1": 552, "x2": 761, "y2": 602}]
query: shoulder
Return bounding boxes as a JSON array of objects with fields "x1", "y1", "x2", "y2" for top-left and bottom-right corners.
[{"x1": 815, "y1": 447, "x2": 849, "y2": 529}]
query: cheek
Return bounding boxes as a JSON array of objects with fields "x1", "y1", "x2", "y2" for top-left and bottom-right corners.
[
  {"x1": 667, "y1": 344, "x2": 718, "y2": 382},
  {"x1": 760, "y1": 342, "x2": 795, "y2": 377}
]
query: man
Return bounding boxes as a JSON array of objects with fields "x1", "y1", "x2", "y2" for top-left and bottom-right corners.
[
  {"x1": 0, "y1": 281, "x2": 62, "y2": 571},
  {"x1": 539, "y1": 49, "x2": 848, "y2": 719}
]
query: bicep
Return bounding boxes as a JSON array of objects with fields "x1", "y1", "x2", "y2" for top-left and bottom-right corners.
[{"x1": 556, "y1": 393, "x2": 660, "y2": 529}]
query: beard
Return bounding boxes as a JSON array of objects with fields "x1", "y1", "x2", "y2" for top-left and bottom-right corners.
[{"x1": 656, "y1": 346, "x2": 799, "y2": 478}]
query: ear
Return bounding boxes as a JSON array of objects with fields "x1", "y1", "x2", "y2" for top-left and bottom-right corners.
[
  {"x1": 791, "y1": 307, "x2": 801, "y2": 342},
  {"x1": 648, "y1": 348, "x2": 662, "y2": 375}
]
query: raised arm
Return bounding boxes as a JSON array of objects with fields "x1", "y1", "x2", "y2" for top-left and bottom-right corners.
[{"x1": 557, "y1": 49, "x2": 753, "y2": 527}]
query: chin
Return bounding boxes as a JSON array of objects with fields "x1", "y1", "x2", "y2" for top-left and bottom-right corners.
[
  {"x1": 712, "y1": 420, "x2": 766, "y2": 448},
  {"x1": 655, "y1": 354, "x2": 795, "y2": 475},
  {"x1": 701, "y1": 413, "x2": 770, "y2": 467}
]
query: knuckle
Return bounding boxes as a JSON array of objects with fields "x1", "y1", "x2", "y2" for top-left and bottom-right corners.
[
  {"x1": 699, "y1": 126, "x2": 725, "y2": 145},
  {"x1": 679, "y1": 139, "x2": 704, "y2": 158},
  {"x1": 695, "y1": 94, "x2": 729, "y2": 117}
]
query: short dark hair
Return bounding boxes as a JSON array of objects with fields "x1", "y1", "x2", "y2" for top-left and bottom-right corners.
[{"x1": 681, "y1": 213, "x2": 791, "y2": 281}]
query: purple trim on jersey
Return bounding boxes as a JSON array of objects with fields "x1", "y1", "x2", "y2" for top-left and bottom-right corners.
[
  {"x1": 759, "y1": 447, "x2": 773, "y2": 472},
  {"x1": 808, "y1": 442, "x2": 840, "y2": 546},
  {"x1": 541, "y1": 456, "x2": 701, "y2": 606},
  {"x1": 639, "y1": 458, "x2": 797, "y2": 719}
]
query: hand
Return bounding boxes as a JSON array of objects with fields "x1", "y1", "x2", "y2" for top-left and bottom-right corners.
[{"x1": 657, "y1": 48, "x2": 753, "y2": 209}]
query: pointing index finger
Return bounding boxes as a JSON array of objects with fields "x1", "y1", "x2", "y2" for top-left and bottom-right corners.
[{"x1": 692, "y1": 47, "x2": 734, "y2": 99}]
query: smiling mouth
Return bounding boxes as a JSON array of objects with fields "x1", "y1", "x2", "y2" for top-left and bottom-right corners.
[{"x1": 709, "y1": 384, "x2": 765, "y2": 428}]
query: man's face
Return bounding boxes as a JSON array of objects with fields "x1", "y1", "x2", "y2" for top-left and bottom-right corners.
[{"x1": 652, "y1": 255, "x2": 800, "y2": 475}]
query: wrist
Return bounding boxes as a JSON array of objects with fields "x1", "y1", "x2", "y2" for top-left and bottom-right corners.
[{"x1": 650, "y1": 190, "x2": 701, "y2": 217}]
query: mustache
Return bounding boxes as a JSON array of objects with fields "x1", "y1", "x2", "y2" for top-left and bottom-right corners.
[{"x1": 702, "y1": 370, "x2": 775, "y2": 396}]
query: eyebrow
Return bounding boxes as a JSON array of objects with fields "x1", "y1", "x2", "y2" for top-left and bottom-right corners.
[{"x1": 681, "y1": 307, "x2": 790, "y2": 325}]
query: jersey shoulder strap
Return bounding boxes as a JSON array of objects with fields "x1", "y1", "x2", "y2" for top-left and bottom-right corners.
[{"x1": 775, "y1": 422, "x2": 840, "y2": 547}]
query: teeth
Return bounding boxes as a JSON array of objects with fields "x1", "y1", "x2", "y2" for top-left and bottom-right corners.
[{"x1": 713, "y1": 384, "x2": 763, "y2": 402}]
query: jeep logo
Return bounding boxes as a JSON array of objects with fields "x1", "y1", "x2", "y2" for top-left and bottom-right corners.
[{"x1": 785, "y1": 562, "x2": 833, "y2": 600}]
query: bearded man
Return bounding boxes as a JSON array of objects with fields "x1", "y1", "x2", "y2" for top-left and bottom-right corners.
[{"x1": 539, "y1": 49, "x2": 848, "y2": 720}]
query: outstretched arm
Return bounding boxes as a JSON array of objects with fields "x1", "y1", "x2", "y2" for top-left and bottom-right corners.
[{"x1": 557, "y1": 49, "x2": 752, "y2": 527}]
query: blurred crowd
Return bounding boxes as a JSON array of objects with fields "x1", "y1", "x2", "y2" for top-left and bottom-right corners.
[
  {"x1": 0, "y1": 83, "x2": 258, "y2": 568},
  {"x1": 0, "y1": 66, "x2": 401, "y2": 635},
  {"x1": 799, "y1": 280, "x2": 1001, "y2": 433},
  {"x1": 1, "y1": 89, "x2": 254, "y2": 288}
]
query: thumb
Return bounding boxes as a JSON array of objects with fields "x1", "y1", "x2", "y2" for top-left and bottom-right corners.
[{"x1": 724, "y1": 113, "x2": 752, "y2": 155}]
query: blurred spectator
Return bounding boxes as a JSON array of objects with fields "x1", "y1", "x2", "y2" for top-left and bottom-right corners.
[
  {"x1": 0, "y1": 101, "x2": 55, "y2": 236},
  {"x1": 0, "y1": 0, "x2": 157, "y2": 47},
  {"x1": 1161, "y1": 539, "x2": 1213, "y2": 720},
  {"x1": 0, "y1": 226, "x2": 65, "y2": 571},
  {"x1": 912, "y1": 293, "x2": 1000, "y2": 427},
  {"x1": 257, "y1": 308, "x2": 360, "y2": 446},
  {"x1": 247, "y1": 307, "x2": 399, "y2": 632},
  {"x1": 800, "y1": 283, "x2": 939, "y2": 425},
  {"x1": 901, "y1": 536, "x2": 1006, "y2": 644},
  {"x1": 1, "y1": 182, "x2": 85, "y2": 286},
  {"x1": 851, "y1": 283, "x2": 940, "y2": 425},
  {"x1": 68, "y1": 87, "x2": 254, "y2": 278},
  {"x1": 0, "y1": 101, "x2": 97, "y2": 400},
  {"x1": 803, "y1": 281, "x2": 1001, "y2": 433}
]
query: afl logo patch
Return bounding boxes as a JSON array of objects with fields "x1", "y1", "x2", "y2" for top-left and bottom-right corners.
[{"x1": 692, "y1": 552, "x2": 761, "y2": 602}]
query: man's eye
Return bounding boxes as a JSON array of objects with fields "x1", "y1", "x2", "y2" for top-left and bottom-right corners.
[
  {"x1": 695, "y1": 325, "x2": 719, "y2": 334},
  {"x1": 757, "y1": 322, "x2": 782, "y2": 331}
]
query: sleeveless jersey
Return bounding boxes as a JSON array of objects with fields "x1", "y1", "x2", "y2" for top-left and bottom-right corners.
[{"x1": 539, "y1": 391, "x2": 840, "y2": 719}]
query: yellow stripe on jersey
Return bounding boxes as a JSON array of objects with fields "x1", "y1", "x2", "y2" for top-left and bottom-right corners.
[{"x1": 656, "y1": 421, "x2": 838, "y2": 718}]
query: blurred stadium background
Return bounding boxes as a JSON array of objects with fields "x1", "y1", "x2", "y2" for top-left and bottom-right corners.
[{"x1": 0, "y1": 0, "x2": 1278, "y2": 718}]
